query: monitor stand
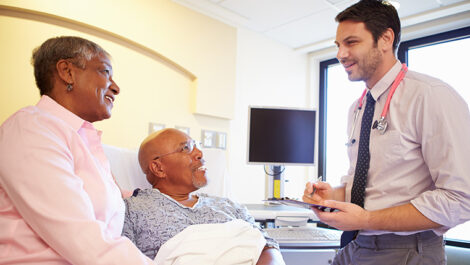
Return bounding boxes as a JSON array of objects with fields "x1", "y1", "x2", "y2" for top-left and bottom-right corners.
[{"x1": 265, "y1": 165, "x2": 285, "y2": 199}]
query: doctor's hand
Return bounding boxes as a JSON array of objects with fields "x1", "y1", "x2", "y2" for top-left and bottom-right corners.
[
  {"x1": 311, "y1": 200, "x2": 370, "y2": 231},
  {"x1": 302, "y1": 181, "x2": 333, "y2": 205}
]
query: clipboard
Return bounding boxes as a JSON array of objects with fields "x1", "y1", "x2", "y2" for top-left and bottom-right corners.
[{"x1": 264, "y1": 198, "x2": 338, "y2": 212}]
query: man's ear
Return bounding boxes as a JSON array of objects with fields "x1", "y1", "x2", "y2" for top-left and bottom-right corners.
[
  {"x1": 379, "y1": 28, "x2": 394, "y2": 53},
  {"x1": 149, "y1": 160, "x2": 166, "y2": 179},
  {"x1": 56, "y1": 59, "x2": 74, "y2": 84}
]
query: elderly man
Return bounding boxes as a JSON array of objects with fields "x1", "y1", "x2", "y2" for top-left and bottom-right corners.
[{"x1": 122, "y1": 128, "x2": 284, "y2": 265}]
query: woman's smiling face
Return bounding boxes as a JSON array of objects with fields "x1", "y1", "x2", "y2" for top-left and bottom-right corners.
[{"x1": 69, "y1": 53, "x2": 120, "y2": 123}]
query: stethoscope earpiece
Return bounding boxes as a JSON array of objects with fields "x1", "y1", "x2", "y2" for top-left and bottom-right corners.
[{"x1": 345, "y1": 138, "x2": 356, "y2": 147}]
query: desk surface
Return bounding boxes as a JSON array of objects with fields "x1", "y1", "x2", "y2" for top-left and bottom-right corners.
[{"x1": 245, "y1": 203, "x2": 318, "y2": 221}]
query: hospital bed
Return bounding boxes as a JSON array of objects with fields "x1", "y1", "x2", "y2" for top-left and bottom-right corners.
[{"x1": 102, "y1": 144, "x2": 339, "y2": 265}]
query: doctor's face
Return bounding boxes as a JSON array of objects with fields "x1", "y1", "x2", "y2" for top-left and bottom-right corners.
[{"x1": 335, "y1": 21, "x2": 383, "y2": 88}]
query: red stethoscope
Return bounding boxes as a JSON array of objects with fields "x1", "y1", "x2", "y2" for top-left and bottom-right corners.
[{"x1": 346, "y1": 63, "x2": 408, "y2": 146}]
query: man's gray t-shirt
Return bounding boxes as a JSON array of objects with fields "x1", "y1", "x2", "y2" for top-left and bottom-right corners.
[{"x1": 122, "y1": 188, "x2": 278, "y2": 259}]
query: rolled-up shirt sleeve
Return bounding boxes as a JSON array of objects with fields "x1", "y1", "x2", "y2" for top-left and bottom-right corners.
[
  {"x1": 0, "y1": 99, "x2": 154, "y2": 264},
  {"x1": 411, "y1": 82, "x2": 470, "y2": 230}
]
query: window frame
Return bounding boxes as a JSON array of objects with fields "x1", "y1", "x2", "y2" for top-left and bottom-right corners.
[
  {"x1": 318, "y1": 25, "x2": 470, "y2": 248},
  {"x1": 397, "y1": 26, "x2": 470, "y2": 64},
  {"x1": 318, "y1": 58, "x2": 339, "y2": 182}
]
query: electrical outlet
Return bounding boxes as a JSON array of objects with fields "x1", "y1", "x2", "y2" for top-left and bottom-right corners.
[{"x1": 216, "y1": 132, "x2": 227, "y2": 149}]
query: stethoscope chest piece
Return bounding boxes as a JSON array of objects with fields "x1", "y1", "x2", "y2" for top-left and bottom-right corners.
[
  {"x1": 346, "y1": 63, "x2": 408, "y2": 145},
  {"x1": 373, "y1": 117, "x2": 388, "y2": 134}
]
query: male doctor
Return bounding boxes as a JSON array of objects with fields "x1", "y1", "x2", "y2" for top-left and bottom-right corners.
[{"x1": 303, "y1": 1, "x2": 470, "y2": 264}]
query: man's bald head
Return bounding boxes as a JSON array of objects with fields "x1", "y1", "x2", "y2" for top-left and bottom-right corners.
[
  {"x1": 138, "y1": 128, "x2": 184, "y2": 175},
  {"x1": 138, "y1": 128, "x2": 207, "y2": 193}
]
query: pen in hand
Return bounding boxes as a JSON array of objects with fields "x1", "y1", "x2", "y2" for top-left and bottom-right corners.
[{"x1": 310, "y1": 176, "x2": 322, "y2": 197}]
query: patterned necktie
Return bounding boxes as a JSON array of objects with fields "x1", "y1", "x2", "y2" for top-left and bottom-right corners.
[{"x1": 340, "y1": 92, "x2": 376, "y2": 248}]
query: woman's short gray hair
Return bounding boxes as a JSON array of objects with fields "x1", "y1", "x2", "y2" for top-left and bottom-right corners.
[{"x1": 31, "y1": 36, "x2": 110, "y2": 95}]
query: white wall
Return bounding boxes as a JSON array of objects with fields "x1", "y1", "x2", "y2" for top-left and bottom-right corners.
[
  {"x1": 0, "y1": 1, "x2": 312, "y2": 204},
  {"x1": 228, "y1": 28, "x2": 311, "y2": 204}
]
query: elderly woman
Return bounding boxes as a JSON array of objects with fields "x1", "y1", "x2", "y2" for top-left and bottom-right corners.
[{"x1": 0, "y1": 36, "x2": 154, "y2": 264}]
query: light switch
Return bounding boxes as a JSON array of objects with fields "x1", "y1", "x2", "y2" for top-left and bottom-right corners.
[{"x1": 201, "y1": 130, "x2": 216, "y2": 148}]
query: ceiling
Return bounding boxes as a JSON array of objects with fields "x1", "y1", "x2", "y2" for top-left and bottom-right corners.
[{"x1": 172, "y1": 0, "x2": 470, "y2": 53}]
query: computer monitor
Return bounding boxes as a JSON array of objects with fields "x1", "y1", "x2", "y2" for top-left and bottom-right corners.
[{"x1": 247, "y1": 106, "x2": 316, "y2": 166}]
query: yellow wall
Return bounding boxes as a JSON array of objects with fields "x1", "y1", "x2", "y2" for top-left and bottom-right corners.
[{"x1": 0, "y1": 0, "x2": 236, "y2": 148}]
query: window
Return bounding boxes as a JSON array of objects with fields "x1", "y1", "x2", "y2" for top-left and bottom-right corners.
[
  {"x1": 319, "y1": 26, "x2": 470, "y2": 246},
  {"x1": 399, "y1": 26, "x2": 470, "y2": 246},
  {"x1": 318, "y1": 59, "x2": 363, "y2": 188}
]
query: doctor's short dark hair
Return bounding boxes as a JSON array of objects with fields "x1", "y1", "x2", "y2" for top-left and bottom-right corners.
[
  {"x1": 31, "y1": 36, "x2": 110, "y2": 96},
  {"x1": 335, "y1": 0, "x2": 401, "y2": 52}
]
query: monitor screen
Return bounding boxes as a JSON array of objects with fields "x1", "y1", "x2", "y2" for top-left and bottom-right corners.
[{"x1": 247, "y1": 106, "x2": 316, "y2": 165}]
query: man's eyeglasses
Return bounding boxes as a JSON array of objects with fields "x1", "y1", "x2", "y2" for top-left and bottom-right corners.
[{"x1": 153, "y1": 139, "x2": 201, "y2": 160}]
